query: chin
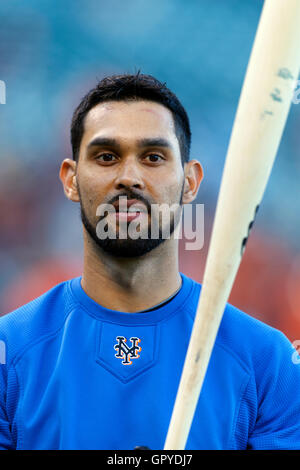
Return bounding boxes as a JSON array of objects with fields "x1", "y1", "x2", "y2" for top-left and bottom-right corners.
[{"x1": 96, "y1": 237, "x2": 166, "y2": 258}]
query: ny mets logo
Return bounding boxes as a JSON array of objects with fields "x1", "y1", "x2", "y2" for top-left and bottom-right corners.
[{"x1": 114, "y1": 336, "x2": 142, "y2": 365}]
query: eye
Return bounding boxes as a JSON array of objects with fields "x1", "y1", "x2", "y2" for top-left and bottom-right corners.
[
  {"x1": 96, "y1": 153, "x2": 118, "y2": 164},
  {"x1": 143, "y1": 154, "x2": 164, "y2": 164}
]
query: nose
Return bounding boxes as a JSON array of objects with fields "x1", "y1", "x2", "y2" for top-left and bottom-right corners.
[{"x1": 114, "y1": 158, "x2": 145, "y2": 191}]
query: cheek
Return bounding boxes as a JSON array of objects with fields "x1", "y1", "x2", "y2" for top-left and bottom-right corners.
[
  {"x1": 78, "y1": 177, "x2": 104, "y2": 219},
  {"x1": 78, "y1": 167, "x2": 109, "y2": 201},
  {"x1": 155, "y1": 177, "x2": 184, "y2": 203}
]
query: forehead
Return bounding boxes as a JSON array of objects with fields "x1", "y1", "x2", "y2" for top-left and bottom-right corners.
[{"x1": 81, "y1": 100, "x2": 177, "y2": 147}]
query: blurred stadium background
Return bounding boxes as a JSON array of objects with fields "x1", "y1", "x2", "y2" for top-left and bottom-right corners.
[{"x1": 0, "y1": 0, "x2": 300, "y2": 342}]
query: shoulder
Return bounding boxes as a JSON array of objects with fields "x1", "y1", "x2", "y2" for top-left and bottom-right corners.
[
  {"x1": 219, "y1": 301, "x2": 292, "y2": 368},
  {"x1": 185, "y1": 275, "x2": 294, "y2": 373},
  {"x1": 0, "y1": 278, "x2": 79, "y2": 366}
]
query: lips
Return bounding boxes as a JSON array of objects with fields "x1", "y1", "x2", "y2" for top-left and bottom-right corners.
[
  {"x1": 110, "y1": 198, "x2": 149, "y2": 223},
  {"x1": 112, "y1": 199, "x2": 148, "y2": 214}
]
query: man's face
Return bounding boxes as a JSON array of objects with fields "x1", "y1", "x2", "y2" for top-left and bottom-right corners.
[{"x1": 76, "y1": 99, "x2": 185, "y2": 257}]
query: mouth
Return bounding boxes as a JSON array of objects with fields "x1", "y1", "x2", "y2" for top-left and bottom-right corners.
[
  {"x1": 113, "y1": 199, "x2": 148, "y2": 213},
  {"x1": 112, "y1": 198, "x2": 149, "y2": 222}
]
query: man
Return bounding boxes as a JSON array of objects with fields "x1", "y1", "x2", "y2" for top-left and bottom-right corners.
[{"x1": 1, "y1": 73, "x2": 300, "y2": 450}]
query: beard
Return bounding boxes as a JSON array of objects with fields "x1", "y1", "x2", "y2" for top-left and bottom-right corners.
[{"x1": 78, "y1": 186, "x2": 184, "y2": 258}]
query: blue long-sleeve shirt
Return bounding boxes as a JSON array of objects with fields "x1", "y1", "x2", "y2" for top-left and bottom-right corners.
[{"x1": 0, "y1": 273, "x2": 300, "y2": 450}]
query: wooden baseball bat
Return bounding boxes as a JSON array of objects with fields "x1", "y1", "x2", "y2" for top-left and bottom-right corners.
[{"x1": 164, "y1": 0, "x2": 300, "y2": 450}]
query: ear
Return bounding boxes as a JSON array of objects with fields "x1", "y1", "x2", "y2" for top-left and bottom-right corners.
[
  {"x1": 59, "y1": 158, "x2": 80, "y2": 202},
  {"x1": 182, "y1": 159, "x2": 204, "y2": 204}
]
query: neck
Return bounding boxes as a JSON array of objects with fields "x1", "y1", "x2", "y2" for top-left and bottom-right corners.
[{"x1": 81, "y1": 231, "x2": 181, "y2": 313}]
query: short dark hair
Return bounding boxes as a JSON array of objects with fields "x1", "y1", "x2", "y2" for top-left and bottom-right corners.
[{"x1": 70, "y1": 72, "x2": 191, "y2": 165}]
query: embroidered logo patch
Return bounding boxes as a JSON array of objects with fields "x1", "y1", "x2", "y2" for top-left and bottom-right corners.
[
  {"x1": 96, "y1": 324, "x2": 158, "y2": 382},
  {"x1": 114, "y1": 336, "x2": 141, "y2": 365}
]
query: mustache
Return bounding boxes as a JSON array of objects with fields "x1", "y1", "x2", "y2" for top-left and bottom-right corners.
[{"x1": 105, "y1": 190, "x2": 152, "y2": 213}]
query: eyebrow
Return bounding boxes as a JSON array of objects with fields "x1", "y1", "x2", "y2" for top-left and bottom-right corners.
[{"x1": 87, "y1": 137, "x2": 173, "y2": 151}]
